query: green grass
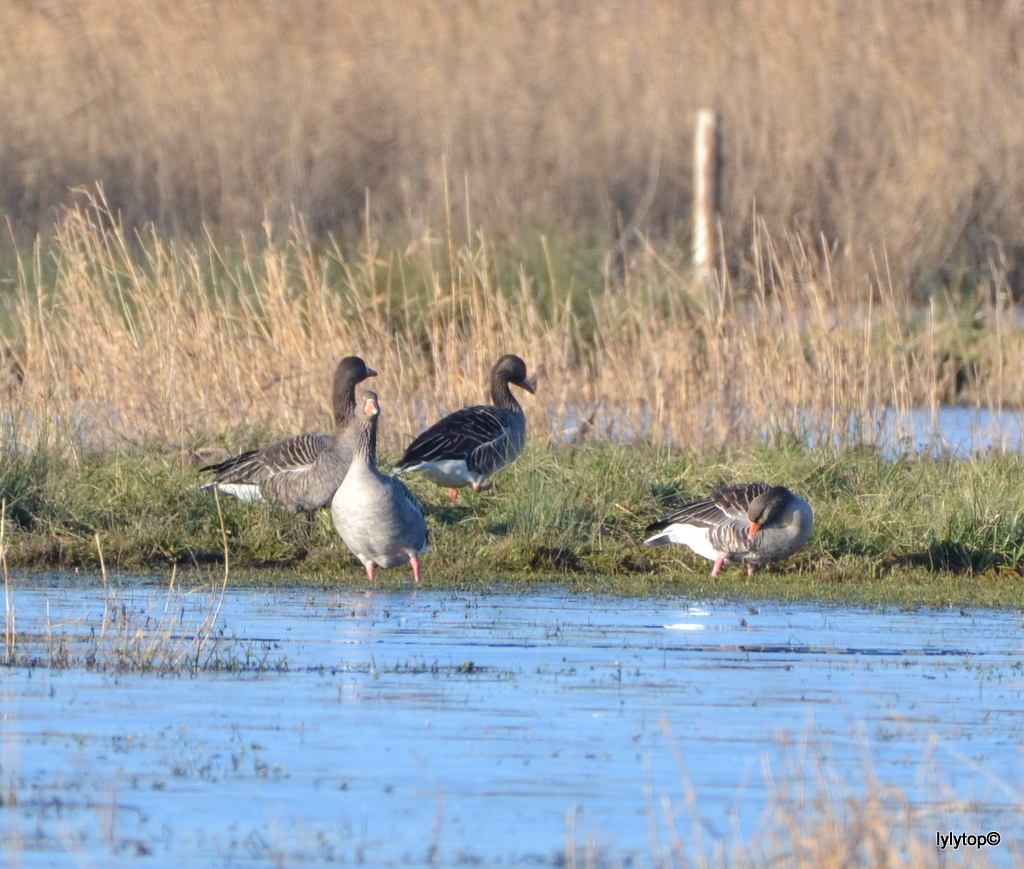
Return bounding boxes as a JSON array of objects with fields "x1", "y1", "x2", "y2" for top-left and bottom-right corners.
[{"x1": 5, "y1": 439, "x2": 1024, "y2": 609}]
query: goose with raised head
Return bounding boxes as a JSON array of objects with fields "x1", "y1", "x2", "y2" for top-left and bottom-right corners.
[
  {"x1": 395, "y1": 354, "x2": 535, "y2": 502},
  {"x1": 332, "y1": 391, "x2": 430, "y2": 583},
  {"x1": 200, "y1": 356, "x2": 377, "y2": 512},
  {"x1": 643, "y1": 482, "x2": 813, "y2": 576}
]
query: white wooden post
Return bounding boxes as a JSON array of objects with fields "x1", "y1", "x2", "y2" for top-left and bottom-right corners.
[{"x1": 693, "y1": 108, "x2": 722, "y2": 284}]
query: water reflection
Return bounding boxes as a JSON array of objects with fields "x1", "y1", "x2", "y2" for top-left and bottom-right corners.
[
  {"x1": 558, "y1": 403, "x2": 1024, "y2": 456},
  {"x1": 1, "y1": 582, "x2": 1021, "y2": 867},
  {"x1": 869, "y1": 405, "x2": 1024, "y2": 456}
]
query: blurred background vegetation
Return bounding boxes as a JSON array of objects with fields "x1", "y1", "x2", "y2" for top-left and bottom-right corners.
[
  {"x1": 2, "y1": 0, "x2": 1023, "y2": 459},
  {"x1": 3, "y1": 0, "x2": 1023, "y2": 300}
]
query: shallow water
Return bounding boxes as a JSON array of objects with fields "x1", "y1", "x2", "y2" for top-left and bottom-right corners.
[
  {"x1": 1, "y1": 580, "x2": 1022, "y2": 867},
  {"x1": 846, "y1": 405, "x2": 1024, "y2": 456},
  {"x1": 560, "y1": 403, "x2": 1024, "y2": 456}
]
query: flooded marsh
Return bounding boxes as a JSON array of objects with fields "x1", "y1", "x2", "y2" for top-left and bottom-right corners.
[{"x1": 1, "y1": 577, "x2": 1022, "y2": 867}]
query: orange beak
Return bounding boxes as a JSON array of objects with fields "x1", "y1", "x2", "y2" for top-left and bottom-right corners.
[{"x1": 747, "y1": 521, "x2": 761, "y2": 541}]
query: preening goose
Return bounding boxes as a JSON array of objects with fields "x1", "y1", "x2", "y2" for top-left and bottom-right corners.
[
  {"x1": 643, "y1": 482, "x2": 813, "y2": 576},
  {"x1": 200, "y1": 356, "x2": 377, "y2": 512},
  {"x1": 331, "y1": 391, "x2": 430, "y2": 583},
  {"x1": 395, "y1": 354, "x2": 535, "y2": 501}
]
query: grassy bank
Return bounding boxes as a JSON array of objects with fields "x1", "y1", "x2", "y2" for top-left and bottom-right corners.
[
  {"x1": 4, "y1": 438, "x2": 1024, "y2": 608},
  {"x1": 1, "y1": 201, "x2": 1024, "y2": 607}
]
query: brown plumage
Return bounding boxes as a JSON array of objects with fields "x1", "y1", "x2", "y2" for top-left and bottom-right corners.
[
  {"x1": 200, "y1": 356, "x2": 377, "y2": 512},
  {"x1": 394, "y1": 354, "x2": 535, "y2": 501}
]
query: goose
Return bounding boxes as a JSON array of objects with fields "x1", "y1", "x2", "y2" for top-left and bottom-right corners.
[
  {"x1": 643, "y1": 482, "x2": 813, "y2": 576},
  {"x1": 394, "y1": 354, "x2": 535, "y2": 501},
  {"x1": 332, "y1": 391, "x2": 430, "y2": 583},
  {"x1": 200, "y1": 356, "x2": 377, "y2": 512}
]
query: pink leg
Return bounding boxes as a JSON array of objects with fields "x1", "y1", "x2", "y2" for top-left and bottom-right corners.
[
  {"x1": 410, "y1": 555, "x2": 422, "y2": 583},
  {"x1": 365, "y1": 562, "x2": 376, "y2": 583},
  {"x1": 711, "y1": 557, "x2": 725, "y2": 577},
  {"x1": 747, "y1": 564, "x2": 757, "y2": 576},
  {"x1": 448, "y1": 487, "x2": 459, "y2": 502}
]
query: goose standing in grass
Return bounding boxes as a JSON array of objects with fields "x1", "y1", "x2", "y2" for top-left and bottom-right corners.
[
  {"x1": 332, "y1": 391, "x2": 430, "y2": 583},
  {"x1": 643, "y1": 482, "x2": 813, "y2": 576},
  {"x1": 394, "y1": 354, "x2": 535, "y2": 502},
  {"x1": 200, "y1": 356, "x2": 377, "y2": 512}
]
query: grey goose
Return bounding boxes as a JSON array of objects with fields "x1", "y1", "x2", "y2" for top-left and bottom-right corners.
[
  {"x1": 200, "y1": 356, "x2": 377, "y2": 512},
  {"x1": 644, "y1": 482, "x2": 813, "y2": 576},
  {"x1": 394, "y1": 354, "x2": 535, "y2": 501},
  {"x1": 331, "y1": 391, "x2": 430, "y2": 583}
]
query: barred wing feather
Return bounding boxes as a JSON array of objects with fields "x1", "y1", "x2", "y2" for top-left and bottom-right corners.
[
  {"x1": 255, "y1": 433, "x2": 335, "y2": 476},
  {"x1": 646, "y1": 482, "x2": 772, "y2": 532},
  {"x1": 203, "y1": 432, "x2": 333, "y2": 482}
]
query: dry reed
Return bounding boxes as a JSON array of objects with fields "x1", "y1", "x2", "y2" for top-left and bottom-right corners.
[
  {"x1": 2, "y1": 189, "x2": 1022, "y2": 461},
  {"x1": 2, "y1": 568, "x2": 252, "y2": 674},
  {"x1": 3, "y1": 0, "x2": 1024, "y2": 299},
  {"x1": 3, "y1": 1, "x2": 1024, "y2": 460},
  {"x1": 570, "y1": 720, "x2": 1013, "y2": 869},
  {"x1": 2, "y1": 497, "x2": 12, "y2": 663}
]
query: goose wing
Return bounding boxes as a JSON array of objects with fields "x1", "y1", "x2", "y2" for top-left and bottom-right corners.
[
  {"x1": 645, "y1": 482, "x2": 771, "y2": 533},
  {"x1": 388, "y1": 476, "x2": 431, "y2": 547},
  {"x1": 397, "y1": 406, "x2": 515, "y2": 470},
  {"x1": 202, "y1": 432, "x2": 333, "y2": 483},
  {"x1": 709, "y1": 482, "x2": 772, "y2": 519}
]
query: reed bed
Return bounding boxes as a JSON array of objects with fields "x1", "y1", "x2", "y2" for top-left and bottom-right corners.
[
  {"x1": 4, "y1": 0, "x2": 1024, "y2": 456},
  {"x1": 2, "y1": 191, "x2": 1022, "y2": 462},
  {"x1": 1, "y1": 190, "x2": 1024, "y2": 601},
  {"x1": 4, "y1": 0, "x2": 1024, "y2": 305}
]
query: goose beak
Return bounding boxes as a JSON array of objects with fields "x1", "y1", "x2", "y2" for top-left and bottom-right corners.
[
  {"x1": 519, "y1": 376, "x2": 536, "y2": 395},
  {"x1": 366, "y1": 367, "x2": 379, "y2": 378},
  {"x1": 364, "y1": 396, "x2": 380, "y2": 415},
  {"x1": 747, "y1": 521, "x2": 761, "y2": 541}
]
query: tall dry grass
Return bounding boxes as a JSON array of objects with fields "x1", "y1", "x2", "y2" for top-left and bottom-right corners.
[
  {"x1": 2, "y1": 191, "x2": 1023, "y2": 458},
  {"x1": 3, "y1": 0, "x2": 1024, "y2": 296}
]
